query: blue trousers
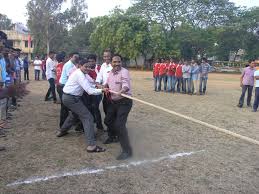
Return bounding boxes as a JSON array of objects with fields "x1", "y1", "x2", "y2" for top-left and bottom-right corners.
[
  {"x1": 158, "y1": 75, "x2": 167, "y2": 91},
  {"x1": 175, "y1": 77, "x2": 183, "y2": 93},
  {"x1": 167, "y1": 76, "x2": 176, "y2": 92},
  {"x1": 238, "y1": 85, "x2": 253, "y2": 107},
  {"x1": 154, "y1": 76, "x2": 159, "y2": 91},
  {"x1": 199, "y1": 77, "x2": 208, "y2": 93}
]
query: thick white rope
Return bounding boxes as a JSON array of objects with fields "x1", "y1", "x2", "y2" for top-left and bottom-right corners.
[{"x1": 109, "y1": 90, "x2": 259, "y2": 146}]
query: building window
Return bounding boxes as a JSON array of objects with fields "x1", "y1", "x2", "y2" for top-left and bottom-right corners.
[{"x1": 25, "y1": 40, "x2": 28, "y2": 48}]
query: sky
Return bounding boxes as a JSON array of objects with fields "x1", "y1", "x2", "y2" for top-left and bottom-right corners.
[{"x1": 0, "y1": 0, "x2": 258, "y2": 25}]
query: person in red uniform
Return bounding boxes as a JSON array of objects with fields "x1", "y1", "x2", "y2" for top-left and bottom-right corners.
[
  {"x1": 55, "y1": 53, "x2": 68, "y2": 128},
  {"x1": 175, "y1": 60, "x2": 183, "y2": 93},
  {"x1": 167, "y1": 58, "x2": 176, "y2": 92},
  {"x1": 86, "y1": 54, "x2": 104, "y2": 130},
  {"x1": 158, "y1": 58, "x2": 167, "y2": 91},
  {"x1": 153, "y1": 59, "x2": 160, "y2": 91}
]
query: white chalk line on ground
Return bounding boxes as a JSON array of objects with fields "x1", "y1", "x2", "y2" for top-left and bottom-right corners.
[{"x1": 7, "y1": 150, "x2": 205, "y2": 187}]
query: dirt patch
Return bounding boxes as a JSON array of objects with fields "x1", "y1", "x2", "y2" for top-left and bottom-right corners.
[{"x1": 0, "y1": 70, "x2": 258, "y2": 193}]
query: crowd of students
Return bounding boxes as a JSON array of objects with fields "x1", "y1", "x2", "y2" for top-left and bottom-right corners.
[
  {"x1": 0, "y1": 31, "x2": 29, "y2": 151},
  {"x1": 153, "y1": 58, "x2": 211, "y2": 95},
  {"x1": 43, "y1": 49, "x2": 133, "y2": 160}
]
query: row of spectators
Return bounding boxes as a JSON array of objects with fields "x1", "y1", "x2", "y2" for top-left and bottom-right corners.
[
  {"x1": 153, "y1": 58, "x2": 211, "y2": 95},
  {"x1": 0, "y1": 31, "x2": 29, "y2": 151}
]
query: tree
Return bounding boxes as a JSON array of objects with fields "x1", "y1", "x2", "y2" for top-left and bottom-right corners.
[
  {"x1": 27, "y1": 0, "x2": 67, "y2": 54},
  {"x1": 90, "y1": 10, "x2": 161, "y2": 67},
  {"x1": 0, "y1": 14, "x2": 12, "y2": 30},
  {"x1": 131, "y1": 0, "x2": 237, "y2": 32},
  {"x1": 26, "y1": 0, "x2": 88, "y2": 55},
  {"x1": 214, "y1": 7, "x2": 259, "y2": 60},
  {"x1": 66, "y1": 0, "x2": 88, "y2": 26},
  {"x1": 66, "y1": 20, "x2": 95, "y2": 54}
]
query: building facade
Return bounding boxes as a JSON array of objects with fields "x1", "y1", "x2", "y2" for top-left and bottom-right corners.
[{"x1": 2, "y1": 23, "x2": 33, "y2": 59}]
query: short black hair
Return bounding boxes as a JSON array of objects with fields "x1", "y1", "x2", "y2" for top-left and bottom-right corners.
[
  {"x1": 104, "y1": 48, "x2": 111, "y2": 53},
  {"x1": 49, "y1": 51, "x2": 55, "y2": 55},
  {"x1": 56, "y1": 53, "x2": 65, "y2": 63},
  {"x1": 248, "y1": 59, "x2": 255, "y2": 63},
  {"x1": 202, "y1": 57, "x2": 207, "y2": 62},
  {"x1": 79, "y1": 58, "x2": 88, "y2": 66},
  {"x1": 87, "y1": 54, "x2": 97, "y2": 61},
  {"x1": 70, "y1": 52, "x2": 80, "y2": 56},
  {"x1": 112, "y1": 53, "x2": 122, "y2": 59}
]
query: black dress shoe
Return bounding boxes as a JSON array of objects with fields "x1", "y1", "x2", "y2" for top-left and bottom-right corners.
[
  {"x1": 116, "y1": 151, "x2": 132, "y2": 160},
  {"x1": 56, "y1": 131, "x2": 68, "y2": 137}
]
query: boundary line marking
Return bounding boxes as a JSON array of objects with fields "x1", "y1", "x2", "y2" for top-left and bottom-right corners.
[{"x1": 7, "y1": 150, "x2": 204, "y2": 187}]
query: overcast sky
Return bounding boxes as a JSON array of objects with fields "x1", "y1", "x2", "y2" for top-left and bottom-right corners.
[{"x1": 0, "y1": 0, "x2": 258, "y2": 25}]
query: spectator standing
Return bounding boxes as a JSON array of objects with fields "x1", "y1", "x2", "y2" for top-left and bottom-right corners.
[
  {"x1": 158, "y1": 59, "x2": 167, "y2": 91},
  {"x1": 153, "y1": 59, "x2": 160, "y2": 92},
  {"x1": 191, "y1": 60, "x2": 200, "y2": 95},
  {"x1": 166, "y1": 59, "x2": 176, "y2": 92},
  {"x1": 175, "y1": 61, "x2": 183, "y2": 93},
  {"x1": 33, "y1": 56, "x2": 42, "y2": 81},
  {"x1": 199, "y1": 58, "x2": 211, "y2": 95},
  {"x1": 237, "y1": 60, "x2": 256, "y2": 108},
  {"x1": 252, "y1": 67, "x2": 259, "y2": 112},
  {"x1": 182, "y1": 61, "x2": 192, "y2": 94},
  {"x1": 23, "y1": 56, "x2": 29, "y2": 80},
  {"x1": 45, "y1": 51, "x2": 57, "y2": 103}
]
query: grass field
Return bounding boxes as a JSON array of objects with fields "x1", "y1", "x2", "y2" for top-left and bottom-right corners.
[{"x1": 0, "y1": 70, "x2": 258, "y2": 194}]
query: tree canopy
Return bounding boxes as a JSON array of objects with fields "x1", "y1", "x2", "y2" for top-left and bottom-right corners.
[
  {"x1": 0, "y1": 14, "x2": 12, "y2": 30},
  {"x1": 25, "y1": 0, "x2": 259, "y2": 65}
]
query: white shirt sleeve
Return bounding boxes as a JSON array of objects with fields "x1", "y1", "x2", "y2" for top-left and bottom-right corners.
[
  {"x1": 46, "y1": 59, "x2": 50, "y2": 70},
  {"x1": 95, "y1": 65, "x2": 104, "y2": 84},
  {"x1": 65, "y1": 66, "x2": 70, "y2": 77},
  {"x1": 78, "y1": 74, "x2": 102, "y2": 95}
]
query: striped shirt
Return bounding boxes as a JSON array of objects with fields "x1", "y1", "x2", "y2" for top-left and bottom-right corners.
[
  {"x1": 200, "y1": 63, "x2": 210, "y2": 78},
  {"x1": 242, "y1": 67, "x2": 255, "y2": 86}
]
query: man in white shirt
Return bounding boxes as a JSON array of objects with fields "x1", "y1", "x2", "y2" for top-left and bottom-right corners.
[
  {"x1": 45, "y1": 51, "x2": 57, "y2": 103},
  {"x1": 252, "y1": 68, "x2": 259, "y2": 112},
  {"x1": 57, "y1": 59, "x2": 107, "y2": 153},
  {"x1": 33, "y1": 56, "x2": 42, "y2": 80},
  {"x1": 95, "y1": 49, "x2": 117, "y2": 144},
  {"x1": 96, "y1": 50, "x2": 113, "y2": 86}
]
